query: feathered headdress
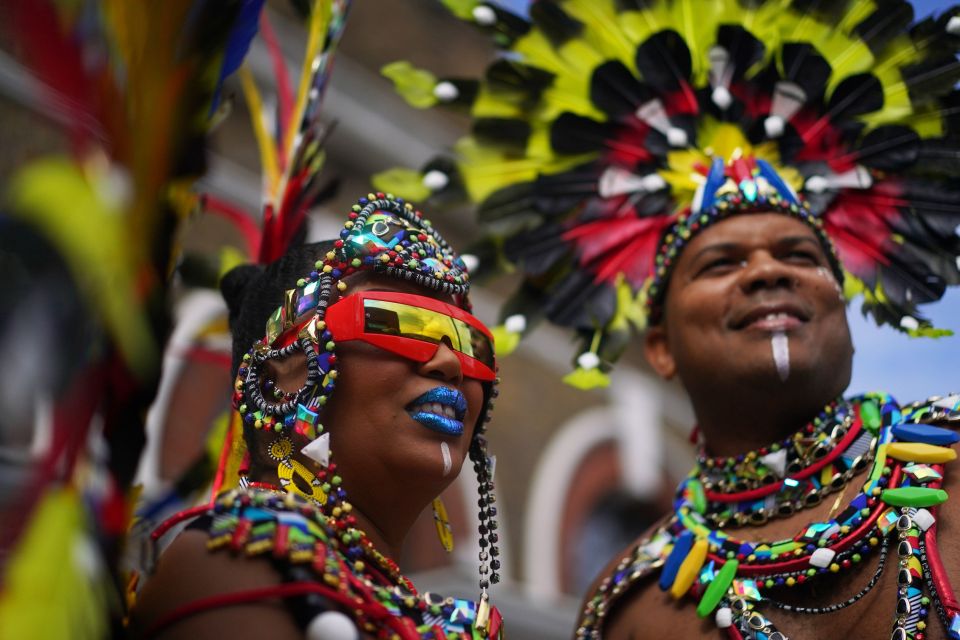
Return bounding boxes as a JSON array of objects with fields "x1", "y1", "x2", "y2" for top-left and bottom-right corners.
[
  {"x1": 0, "y1": 0, "x2": 261, "y2": 635},
  {"x1": 376, "y1": 0, "x2": 960, "y2": 388}
]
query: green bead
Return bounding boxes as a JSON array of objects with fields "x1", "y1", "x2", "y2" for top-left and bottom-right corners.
[
  {"x1": 860, "y1": 400, "x2": 881, "y2": 433},
  {"x1": 852, "y1": 553, "x2": 862, "y2": 563},
  {"x1": 696, "y1": 559, "x2": 739, "y2": 618},
  {"x1": 881, "y1": 487, "x2": 949, "y2": 507},
  {"x1": 688, "y1": 479, "x2": 707, "y2": 514},
  {"x1": 326, "y1": 341, "x2": 336, "y2": 351},
  {"x1": 351, "y1": 258, "x2": 361, "y2": 267}
]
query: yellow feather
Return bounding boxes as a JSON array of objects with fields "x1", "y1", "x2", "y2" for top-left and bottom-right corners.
[
  {"x1": 239, "y1": 65, "x2": 281, "y2": 199},
  {"x1": 283, "y1": 0, "x2": 331, "y2": 163},
  {"x1": 8, "y1": 158, "x2": 157, "y2": 377},
  {"x1": 0, "y1": 490, "x2": 110, "y2": 640}
]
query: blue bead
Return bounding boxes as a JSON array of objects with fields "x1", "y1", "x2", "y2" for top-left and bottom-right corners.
[
  {"x1": 659, "y1": 531, "x2": 694, "y2": 591},
  {"x1": 950, "y1": 612, "x2": 960, "y2": 639},
  {"x1": 332, "y1": 269, "x2": 342, "y2": 278},
  {"x1": 892, "y1": 423, "x2": 960, "y2": 445}
]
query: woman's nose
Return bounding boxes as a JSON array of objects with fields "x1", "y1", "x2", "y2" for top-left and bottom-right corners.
[{"x1": 418, "y1": 338, "x2": 463, "y2": 385}]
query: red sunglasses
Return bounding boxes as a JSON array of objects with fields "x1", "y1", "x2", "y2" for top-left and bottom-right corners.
[{"x1": 324, "y1": 291, "x2": 497, "y2": 381}]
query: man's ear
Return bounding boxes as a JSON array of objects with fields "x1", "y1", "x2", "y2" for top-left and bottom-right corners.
[{"x1": 643, "y1": 325, "x2": 677, "y2": 380}]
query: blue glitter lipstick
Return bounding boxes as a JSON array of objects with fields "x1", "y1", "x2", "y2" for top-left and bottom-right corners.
[{"x1": 407, "y1": 387, "x2": 467, "y2": 436}]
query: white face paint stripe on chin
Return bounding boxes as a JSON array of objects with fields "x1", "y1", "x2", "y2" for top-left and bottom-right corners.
[
  {"x1": 441, "y1": 441, "x2": 452, "y2": 477},
  {"x1": 772, "y1": 331, "x2": 790, "y2": 382}
]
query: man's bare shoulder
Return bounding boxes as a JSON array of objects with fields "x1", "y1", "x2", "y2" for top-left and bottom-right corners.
[{"x1": 129, "y1": 530, "x2": 300, "y2": 640}]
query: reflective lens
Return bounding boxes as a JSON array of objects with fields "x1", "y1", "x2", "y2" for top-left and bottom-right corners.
[{"x1": 363, "y1": 300, "x2": 495, "y2": 368}]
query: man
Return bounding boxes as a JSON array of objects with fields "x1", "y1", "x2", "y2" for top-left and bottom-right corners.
[{"x1": 575, "y1": 164, "x2": 960, "y2": 638}]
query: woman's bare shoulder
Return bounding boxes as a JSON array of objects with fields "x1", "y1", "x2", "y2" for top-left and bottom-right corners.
[{"x1": 128, "y1": 530, "x2": 300, "y2": 640}]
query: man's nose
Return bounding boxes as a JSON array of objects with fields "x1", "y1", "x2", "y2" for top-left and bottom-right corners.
[{"x1": 739, "y1": 252, "x2": 795, "y2": 293}]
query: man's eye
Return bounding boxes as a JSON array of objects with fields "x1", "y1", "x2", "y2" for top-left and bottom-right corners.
[
  {"x1": 785, "y1": 251, "x2": 819, "y2": 265},
  {"x1": 698, "y1": 258, "x2": 737, "y2": 276}
]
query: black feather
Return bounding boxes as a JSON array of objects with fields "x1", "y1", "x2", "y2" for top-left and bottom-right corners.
[
  {"x1": 826, "y1": 73, "x2": 885, "y2": 122},
  {"x1": 472, "y1": 117, "x2": 532, "y2": 150},
  {"x1": 590, "y1": 60, "x2": 654, "y2": 119},
  {"x1": 852, "y1": 0, "x2": 914, "y2": 55},
  {"x1": 550, "y1": 112, "x2": 615, "y2": 154},
  {"x1": 529, "y1": 0, "x2": 583, "y2": 48},
  {"x1": 635, "y1": 30, "x2": 692, "y2": 92},
  {"x1": 780, "y1": 43, "x2": 831, "y2": 104},
  {"x1": 855, "y1": 125, "x2": 920, "y2": 171}
]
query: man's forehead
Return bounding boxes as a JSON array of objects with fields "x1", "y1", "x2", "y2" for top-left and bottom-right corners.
[{"x1": 682, "y1": 213, "x2": 821, "y2": 254}]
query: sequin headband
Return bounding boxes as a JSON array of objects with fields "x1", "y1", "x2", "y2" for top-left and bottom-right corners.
[
  {"x1": 646, "y1": 156, "x2": 845, "y2": 322},
  {"x1": 263, "y1": 194, "x2": 472, "y2": 345}
]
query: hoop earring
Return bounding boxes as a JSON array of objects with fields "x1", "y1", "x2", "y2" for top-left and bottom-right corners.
[{"x1": 277, "y1": 457, "x2": 328, "y2": 505}]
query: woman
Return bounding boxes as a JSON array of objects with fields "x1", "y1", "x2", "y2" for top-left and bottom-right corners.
[{"x1": 131, "y1": 195, "x2": 503, "y2": 639}]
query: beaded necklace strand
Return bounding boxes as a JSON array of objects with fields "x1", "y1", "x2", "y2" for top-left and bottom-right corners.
[{"x1": 576, "y1": 392, "x2": 960, "y2": 640}]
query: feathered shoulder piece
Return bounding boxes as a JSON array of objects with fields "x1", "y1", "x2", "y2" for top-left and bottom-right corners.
[{"x1": 376, "y1": 0, "x2": 960, "y2": 386}]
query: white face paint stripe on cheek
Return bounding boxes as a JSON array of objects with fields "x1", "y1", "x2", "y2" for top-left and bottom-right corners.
[
  {"x1": 772, "y1": 331, "x2": 790, "y2": 382},
  {"x1": 441, "y1": 441, "x2": 452, "y2": 477},
  {"x1": 816, "y1": 266, "x2": 844, "y2": 302}
]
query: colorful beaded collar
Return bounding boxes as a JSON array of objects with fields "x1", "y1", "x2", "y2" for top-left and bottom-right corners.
[
  {"x1": 576, "y1": 392, "x2": 960, "y2": 640},
  {"x1": 683, "y1": 398, "x2": 877, "y2": 526}
]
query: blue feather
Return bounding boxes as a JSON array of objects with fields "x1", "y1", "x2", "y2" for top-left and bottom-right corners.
[{"x1": 210, "y1": 0, "x2": 266, "y2": 114}]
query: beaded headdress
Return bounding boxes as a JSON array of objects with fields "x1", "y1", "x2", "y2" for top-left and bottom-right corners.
[
  {"x1": 376, "y1": 0, "x2": 960, "y2": 386},
  {"x1": 233, "y1": 193, "x2": 503, "y2": 588}
]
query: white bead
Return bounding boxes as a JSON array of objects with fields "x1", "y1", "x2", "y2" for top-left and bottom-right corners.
[
  {"x1": 433, "y1": 81, "x2": 459, "y2": 101},
  {"x1": 306, "y1": 611, "x2": 359, "y2": 640},
  {"x1": 948, "y1": 15, "x2": 960, "y2": 35},
  {"x1": 759, "y1": 449, "x2": 787, "y2": 477},
  {"x1": 504, "y1": 314, "x2": 526, "y2": 333},
  {"x1": 711, "y1": 86, "x2": 732, "y2": 110},
  {"x1": 805, "y1": 175, "x2": 829, "y2": 194},
  {"x1": 301, "y1": 432, "x2": 330, "y2": 467},
  {"x1": 900, "y1": 316, "x2": 920, "y2": 331},
  {"x1": 809, "y1": 547, "x2": 836, "y2": 568},
  {"x1": 472, "y1": 5, "x2": 497, "y2": 26},
  {"x1": 913, "y1": 508, "x2": 936, "y2": 532},
  {"x1": 422, "y1": 170, "x2": 449, "y2": 191},
  {"x1": 460, "y1": 253, "x2": 479, "y2": 273},
  {"x1": 666, "y1": 126, "x2": 688, "y2": 147},
  {"x1": 764, "y1": 115, "x2": 786, "y2": 139},
  {"x1": 577, "y1": 352, "x2": 601, "y2": 370},
  {"x1": 640, "y1": 173, "x2": 667, "y2": 192},
  {"x1": 715, "y1": 607, "x2": 733, "y2": 628}
]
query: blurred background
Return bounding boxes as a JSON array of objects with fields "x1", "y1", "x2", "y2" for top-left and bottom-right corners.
[{"x1": 0, "y1": 1, "x2": 957, "y2": 638}]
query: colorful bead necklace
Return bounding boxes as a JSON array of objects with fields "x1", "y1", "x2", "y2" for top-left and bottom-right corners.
[
  {"x1": 684, "y1": 398, "x2": 878, "y2": 527},
  {"x1": 576, "y1": 392, "x2": 960, "y2": 640}
]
